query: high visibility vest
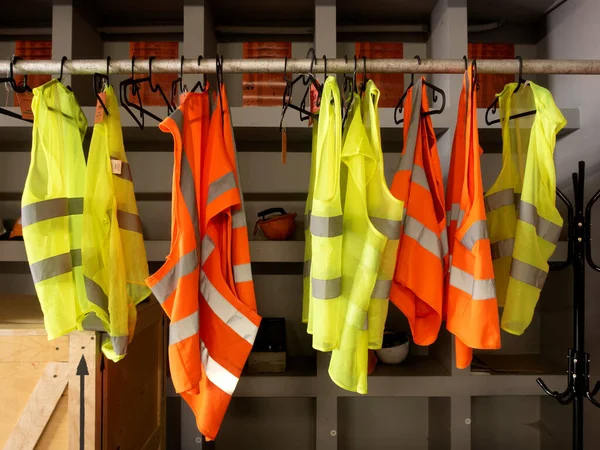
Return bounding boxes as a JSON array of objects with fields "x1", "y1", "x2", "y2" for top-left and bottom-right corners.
[
  {"x1": 390, "y1": 78, "x2": 448, "y2": 347},
  {"x1": 329, "y1": 88, "x2": 387, "y2": 394},
  {"x1": 22, "y1": 80, "x2": 89, "y2": 340},
  {"x1": 303, "y1": 122, "x2": 319, "y2": 325},
  {"x1": 304, "y1": 77, "x2": 343, "y2": 352},
  {"x1": 445, "y1": 63, "x2": 501, "y2": 369},
  {"x1": 146, "y1": 87, "x2": 260, "y2": 440},
  {"x1": 82, "y1": 85, "x2": 151, "y2": 361},
  {"x1": 485, "y1": 82, "x2": 566, "y2": 336},
  {"x1": 361, "y1": 80, "x2": 404, "y2": 350}
]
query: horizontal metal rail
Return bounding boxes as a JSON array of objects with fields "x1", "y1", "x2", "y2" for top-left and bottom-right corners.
[{"x1": 1, "y1": 58, "x2": 600, "y2": 75}]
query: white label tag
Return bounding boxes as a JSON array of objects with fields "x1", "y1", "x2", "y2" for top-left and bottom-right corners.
[{"x1": 111, "y1": 159, "x2": 122, "y2": 175}]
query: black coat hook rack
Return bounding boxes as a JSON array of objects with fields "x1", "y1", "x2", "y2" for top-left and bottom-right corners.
[{"x1": 537, "y1": 160, "x2": 600, "y2": 450}]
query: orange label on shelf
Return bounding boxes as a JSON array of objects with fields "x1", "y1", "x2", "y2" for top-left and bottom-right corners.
[
  {"x1": 355, "y1": 42, "x2": 403, "y2": 107},
  {"x1": 243, "y1": 42, "x2": 292, "y2": 107},
  {"x1": 14, "y1": 41, "x2": 52, "y2": 106},
  {"x1": 468, "y1": 43, "x2": 515, "y2": 108},
  {"x1": 16, "y1": 92, "x2": 34, "y2": 120},
  {"x1": 94, "y1": 92, "x2": 107, "y2": 123},
  {"x1": 129, "y1": 42, "x2": 179, "y2": 106}
]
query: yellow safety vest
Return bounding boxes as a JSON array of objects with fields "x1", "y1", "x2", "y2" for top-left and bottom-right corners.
[
  {"x1": 303, "y1": 121, "x2": 318, "y2": 325},
  {"x1": 485, "y1": 81, "x2": 566, "y2": 336},
  {"x1": 329, "y1": 90, "x2": 387, "y2": 394},
  {"x1": 304, "y1": 78, "x2": 343, "y2": 352},
  {"x1": 82, "y1": 85, "x2": 151, "y2": 361},
  {"x1": 22, "y1": 80, "x2": 89, "y2": 340},
  {"x1": 361, "y1": 80, "x2": 404, "y2": 350}
]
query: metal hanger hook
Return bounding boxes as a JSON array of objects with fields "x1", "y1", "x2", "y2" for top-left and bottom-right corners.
[
  {"x1": 148, "y1": 56, "x2": 156, "y2": 88},
  {"x1": 411, "y1": 55, "x2": 421, "y2": 85},
  {"x1": 106, "y1": 56, "x2": 111, "y2": 76},
  {"x1": 59, "y1": 56, "x2": 68, "y2": 82},
  {"x1": 323, "y1": 55, "x2": 327, "y2": 79},
  {"x1": 180, "y1": 55, "x2": 185, "y2": 80},
  {"x1": 463, "y1": 55, "x2": 468, "y2": 71}
]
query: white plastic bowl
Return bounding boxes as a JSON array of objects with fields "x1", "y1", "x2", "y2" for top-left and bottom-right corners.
[{"x1": 376, "y1": 341, "x2": 410, "y2": 364}]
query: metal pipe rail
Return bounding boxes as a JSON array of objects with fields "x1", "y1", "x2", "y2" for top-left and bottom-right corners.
[{"x1": 2, "y1": 58, "x2": 600, "y2": 75}]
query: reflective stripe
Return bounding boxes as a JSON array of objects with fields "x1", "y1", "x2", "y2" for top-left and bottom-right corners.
[
  {"x1": 232, "y1": 208, "x2": 246, "y2": 229},
  {"x1": 440, "y1": 228, "x2": 449, "y2": 257},
  {"x1": 370, "y1": 216, "x2": 402, "y2": 240},
  {"x1": 30, "y1": 249, "x2": 81, "y2": 284},
  {"x1": 208, "y1": 171, "x2": 237, "y2": 204},
  {"x1": 110, "y1": 157, "x2": 132, "y2": 182},
  {"x1": 311, "y1": 277, "x2": 342, "y2": 300},
  {"x1": 84, "y1": 276, "x2": 108, "y2": 310},
  {"x1": 304, "y1": 212, "x2": 311, "y2": 231},
  {"x1": 491, "y1": 238, "x2": 514, "y2": 260},
  {"x1": 461, "y1": 220, "x2": 489, "y2": 251},
  {"x1": 110, "y1": 336, "x2": 129, "y2": 356},
  {"x1": 170, "y1": 108, "x2": 184, "y2": 135},
  {"x1": 449, "y1": 266, "x2": 496, "y2": 300},
  {"x1": 411, "y1": 164, "x2": 430, "y2": 192},
  {"x1": 397, "y1": 78, "x2": 423, "y2": 173},
  {"x1": 485, "y1": 189, "x2": 516, "y2": 213},
  {"x1": 372, "y1": 279, "x2": 392, "y2": 299},
  {"x1": 180, "y1": 150, "x2": 200, "y2": 244},
  {"x1": 150, "y1": 249, "x2": 198, "y2": 304},
  {"x1": 22, "y1": 197, "x2": 83, "y2": 227},
  {"x1": 201, "y1": 235, "x2": 215, "y2": 265},
  {"x1": 169, "y1": 311, "x2": 199, "y2": 346},
  {"x1": 81, "y1": 312, "x2": 105, "y2": 331},
  {"x1": 201, "y1": 341, "x2": 239, "y2": 396},
  {"x1": 310, "y1": 214, "x2": 343, "y2": 238},
  {"x1": 200, "y1": 271, "x2": 258, "y2": 344},
  {"x1": 510, "y1": 259, "x2": 548, "y2": 289},
  {"x1": 519, "y1": 201, "x2": 562, "y2": 244},
  {"x1": 116, "y1": 209, "x2": 143, "y2": 234},
  {"x1": 233, "y1": 263, "x2": 253, "y2": 283},
  {"x1": 303, "y1": 260, "x2": 311, "y2": 278},
  {"x1": 447, "y1": 203, "x2": 464, "y2": 227},
  {"x1": 404, "y1": 215, "x2": 444, "y2": 260}
]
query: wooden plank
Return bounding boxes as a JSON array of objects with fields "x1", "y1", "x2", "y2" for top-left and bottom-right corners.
[
  {"x1": 0, "y1": 335, "x2": 69, "y2": 363},
  {"x1": 3, "y1": 362, "x2": 69, "y2": 450},
  {"x1": 68, "y1": 331, "x2": 101, "y2": 450}
]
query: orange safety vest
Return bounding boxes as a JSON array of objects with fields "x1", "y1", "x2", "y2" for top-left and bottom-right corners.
[
  {"x1": 445, "y1": 63, "x2": 501, "y2": 369},
  {"x1": 146, "y1": 87, "x2": 260, "y2": 440},
  {"x1": 390, "y1": 78, "x2": 448, "y2": 346}
]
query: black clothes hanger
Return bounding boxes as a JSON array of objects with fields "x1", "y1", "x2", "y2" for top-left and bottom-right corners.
[
  {"x1": 359, "y1": 56, "x2": 370, "y2": 95},
  {"x1": 170, "y1": 55, "x2": 187, "y2": 108},
  {"x1": 57, "y1": 56, "x2": 72, "y2": 90},
  {"x1": 485, "y1": 56, "x2": 536, "y2": 125},
  {"x1": 216, "y1": 53, "x2": 225, "y2": 127},
  {"x1": 279, "y1": 55, "x2": 318, "y2": 130},
  {"x1": 394, "y1": 55, "x2": 447, "y2": 125},
  {"x1": 93, "y1": 56, "x2": 110, "y2": 116},
  {"x1": 0, "y1": 56, "x2": 33, "y2": 122},
  {"x1": 342, "y1": 55, "x2": 359, "y2": 129},
  {"x1": 190, "y1": 55, "x2": 207, "y2": 93}
]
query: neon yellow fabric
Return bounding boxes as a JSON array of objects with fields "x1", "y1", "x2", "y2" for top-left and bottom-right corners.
[
  {"x1": 302, "y1": 121, "x2": 318, "y2": 326},
  {"x1": 328, "y1": 90, "x2": 387, "y2": 394},
  {"x1": 485, "y1": 81, "x2": 566, "y2": 336},
  {"x1": 82, "y1": 85, "x2": 151, "y2": 361},
  {"x1": 305, "y1": 78, "x2": 344, "y2": 352},
  {"x1": 22, "y1": 80, "x2": 88, "y2": 340},
  {"x1": 361, "y1": 80, "x2": 404, "y2": 349}
]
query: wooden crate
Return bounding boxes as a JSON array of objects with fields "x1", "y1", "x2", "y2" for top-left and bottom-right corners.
[{"x1": 0, "y1": 295, "x2": 166, "y2": 450}]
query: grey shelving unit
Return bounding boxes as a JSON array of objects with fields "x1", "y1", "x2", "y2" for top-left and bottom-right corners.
[{"x1": 0, "y1": 1, "x2": 587, "y2": 450}]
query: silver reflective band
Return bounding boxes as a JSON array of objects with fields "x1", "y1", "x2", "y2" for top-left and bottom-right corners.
[
  {"x1": 201, "y1": 341, "x2": 239, "y2": 396},
  {"x1": 447, "y1": 203, "x2": 464, "y2": 228},
  {"x1": 116, "y1": 209, "x2": 143, "y2": 234},
  {"x1": 449, "y1": 266, "x2": 496, "y2": 300},
  {"x1": 84, "y1": 276, "x2": 109, "y2": 310},
  {"x1": 150, "y1": 249, "x2": 198, "y2": 304},
  {"x1": 208, "y1": 171, "x2": 237, "y2": 204},
  {"x1": 372, "y1": 279, "x2": 392, "y2": 299},
  {"x1": 411, "y1": 164, "x2": 430, "y2": 192},
  {"x1": 180, "y1": 150, "x2": 200, "y2": 244},
  {"x1": 110, "y1": 335, "x2": 129, "y2": 356},
  {"x1": 404, "y1": 215, "x2": 444, "y2": 261},
  {"x1": 81, "y1": 312, "x2": 105, "y2": 332},
  {"x1": 461, "y1": 220, "x2": 489, "y2": 251},
  {"x1": 30, "y1": 249, "x2": 81, "y2": 284},
  {"x1": 440, "y1": 228, "x2": 449, "y2": 257},
  {"x1": 22, "y1": 197, "x2": 83, "y2": 227},
  {"x1": 510, "y1": 258, "x2": 548, "y2": 290},
  {"x1": 303, "y1": 260, "x2": 311, "y2": 278},
  {"x1": 310, "y1": 214, "x2": 343, "y2": 238},
  {"x1": 233, "y1": 263, "x2": 253, "y2": 283},
  {"x1": 370, "y1": 216, "x2": 402, "y2": 240},
  {"x1": 312, "y1": 277, "x2": 342, "y2": 300},
  {"x1": 169, "y1": 311, "x2": 199, "y2": 346},
  {"x1": 110, "y1": 157, "x2": 133, "y2": 182},
  {"x1": 485, "y1": 189, "x2": 517, "y2": 213},
  {"x1": 170, "y1": 108, "x2": 184, "y2": 135},
  {"x1": 491, "y1": 238, "x2": 514, "y2": 260},
  {"x1": 232, "y1": 208, "x2": 246, "y2": 229},
  {"x1": 519, "y1": 201, "x2": 562, "y2": 244},
  {"x1": 200, "y1": 271, "x2": 258, "y2": 344},
  {"x1": 201, "y1": 234, "x2": 215, "y2": 265}
]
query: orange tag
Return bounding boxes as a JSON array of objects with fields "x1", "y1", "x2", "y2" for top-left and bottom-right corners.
[
  {"x1": 281, "y1": 127, "x2": 287, "y2": 164},
  {"x1": 94, "y1": 92, "x2": 107, "y2": 123},
  {"x1": 308, "y1": 81, "x2": 321, "y2": 126},
  {"x1": 17, "y1": 92, "x2": 34, "y2": 120},
  {"x1": 111, "y1": 159, "x2": 122, "y2": 175}
]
